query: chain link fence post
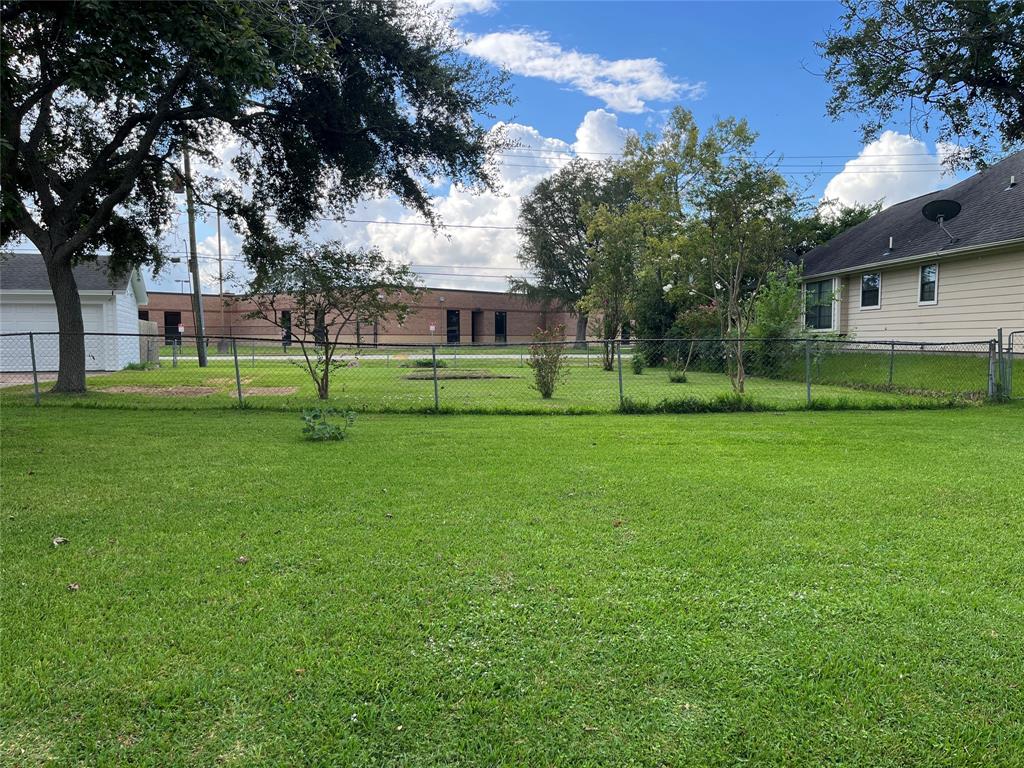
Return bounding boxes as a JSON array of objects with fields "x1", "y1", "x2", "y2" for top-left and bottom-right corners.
[
  {"x1": 888, "y1": 341, "x2": 895, "y2": 388},
  {"x1": 616, "y1": 339, "x2": 624, "y2": 409},
  {"x1": 431, "y1": 344, "x2": 440, "y2": 411},
  {"x1": 172, "y1": 339, "x2": 178, "y2": 368},
  {"x1": 988, "y1": 339, "x2": 997, "y2": 399},
  {"x1": 232, "y1": 337, "x2": 244, "y2": 407},
  {"x1": 804, "y1": 338, "x2": 812, "y2": 407},
  {"x1": 28, "y1": 332, "x2": 41, "y2": 406},
  {"x1": 996, "y1": 328, "x2": 1005, "y2": 398}
]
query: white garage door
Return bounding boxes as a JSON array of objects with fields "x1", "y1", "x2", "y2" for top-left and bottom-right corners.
[{"x1": 0, "y1": 302, "x2": 109, "y2": 371}]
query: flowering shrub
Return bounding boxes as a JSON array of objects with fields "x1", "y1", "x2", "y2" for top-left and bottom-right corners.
[{"x1": 527, "y1": 325, "x2": 568, "y2": 399}]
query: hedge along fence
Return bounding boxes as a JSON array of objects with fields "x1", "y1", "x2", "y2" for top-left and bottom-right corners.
[{"x1": 0, "y1": 332, "x2": 1013, "y2": 415}]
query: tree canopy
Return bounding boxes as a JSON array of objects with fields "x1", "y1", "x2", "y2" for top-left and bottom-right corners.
[
  {"x1": 818, "y1": 0, "x2": 1024, "y2": 166},
  {"x1": 0, "y1": 0, "x2": 510, "y2": 391},
  {"x1": 513, "y1": 158, "x2": 630, "y2": 342}
]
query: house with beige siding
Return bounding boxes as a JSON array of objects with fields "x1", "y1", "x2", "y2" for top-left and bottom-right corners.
[{"x1": 802, "y1": 151, "x2": 1024, "y2": 345}]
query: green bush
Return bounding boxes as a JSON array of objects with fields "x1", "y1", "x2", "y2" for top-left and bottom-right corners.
[
  {"x1": 668, "y1": 369, "x2": 687, "y2": 383},
  {"x1": 631, "y1": 352, "x2": 645, "y2": 375},
  {"x1": 301, "y1": 407, "x2": 355, "y2": 441},
  {"x1": 527, "y1": 325, "x2": 568, "y2": 399}
]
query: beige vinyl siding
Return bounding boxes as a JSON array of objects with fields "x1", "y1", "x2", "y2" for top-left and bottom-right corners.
[{"x1": 841, "y1": 249, "x2": 1024, "y2": 343}]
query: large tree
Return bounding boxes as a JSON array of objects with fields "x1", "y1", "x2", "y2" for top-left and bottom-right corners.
[
  {"x1": 513, "y1": 158, "x2": 630, "y2": 343},
  {"x1": 819, "y1": 0, "x2": 1024, "y2": 166},
  {"x1": 1, "y1": 1, "x2": 510, "y2": 392}
]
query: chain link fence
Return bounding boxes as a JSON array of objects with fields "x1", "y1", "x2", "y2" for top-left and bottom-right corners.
[{"x1": 1, "y1": 331, "x2": 1015, "y2": 413}]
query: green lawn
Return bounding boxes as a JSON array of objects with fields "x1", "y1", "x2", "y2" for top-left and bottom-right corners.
[
  {"x1": 2, "y1": 405, "x2": 1023, "y2": 765},
  {"x1": 2, "y1": 349, "x2": 985, "y2": 414}
]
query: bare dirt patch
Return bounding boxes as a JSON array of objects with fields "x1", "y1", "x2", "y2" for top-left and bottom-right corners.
[
  {"x1": 204, "y1": 377, "x2": 252, "y2": 386},
  {"x1": 403, "y1": 369, "x2": 520, "y2": 381},
  {"x1": 242, "y1": 387, "x2": 298, "y2": 396},
  {"x1": 97, "y1": 386, "x2": 220, "y2": 397}
]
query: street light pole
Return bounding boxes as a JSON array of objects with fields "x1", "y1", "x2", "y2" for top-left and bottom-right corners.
[{"x1": 183, "y1": 142, "x2": 208, "y2": 367}]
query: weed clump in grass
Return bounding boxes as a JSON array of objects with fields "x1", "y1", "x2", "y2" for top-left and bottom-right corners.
[
  {"x1": 631, "y1": 353, "x2": 645, "y2": 375},
  {"x1": 301, "y1": 407, "x2": 355, "y2": 440},
  {"x1": 621, "y1": 393, "x2": 768, "y2": 414},
  {"x1": 667, "y1": 369, "x2": 687, "y2": 384}
]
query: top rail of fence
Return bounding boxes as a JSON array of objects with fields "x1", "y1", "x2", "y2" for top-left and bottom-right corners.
[{"x1": 0, "y1": 330, "x2": 998, "y2": 349}]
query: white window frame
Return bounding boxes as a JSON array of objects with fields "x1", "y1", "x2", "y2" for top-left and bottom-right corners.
[
  {"x1": 918, "y1": 263, "x2": 939, "y2": 306},
  {"x1": 859, "y1": 272, "x2": 881, "y2": 310},
  {"x1": 803, "y1": 277, "x2": 838, "y2": 332}
]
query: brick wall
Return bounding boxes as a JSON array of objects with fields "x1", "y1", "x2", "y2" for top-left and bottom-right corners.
[{"x1": 141, "y1": 288, "x2": 580, "y2": 344}]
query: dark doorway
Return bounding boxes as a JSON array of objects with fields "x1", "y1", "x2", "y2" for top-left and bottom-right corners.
[
  {"x1": 494, "y1": 311, "x2": 507, "y2": 344},
  {"x1": 446, "y1": 309, "x2": 460, "y2": 344},
  {"x1": 471, "y1": 310, "x2": 484, "y2": 343},
  {"x1": 164, "y1": 311, "x2": 182, "y2": 343}
]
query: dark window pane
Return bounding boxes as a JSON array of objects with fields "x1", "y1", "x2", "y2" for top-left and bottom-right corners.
[
  {"x1": 494, "y1": 311, "x2": 507, "y2": 343},
  {"x1": 861, "y1": 273, "x2": 880, "y2": 307},
  {"x1": 920, "y1": 264, "x2": 937, "y2": 302},
  {"x1": 805, "y1": 279, "x2": 833, "y2": 329}
]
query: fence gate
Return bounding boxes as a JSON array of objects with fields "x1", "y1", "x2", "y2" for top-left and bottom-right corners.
[{"x1": 1006, "y1": 329, "x2": 1022, "y2": 400}]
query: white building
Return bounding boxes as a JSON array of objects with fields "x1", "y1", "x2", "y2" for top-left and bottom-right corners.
[{"x1": 0, "y1": 253, "x2": 148, "y2": 371}]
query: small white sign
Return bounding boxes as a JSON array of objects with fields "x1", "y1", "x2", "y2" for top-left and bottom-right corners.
[
  {"x1": 429, "y1": 324, "x2": 436, "y2": 332},
  {"x1": 177, "y1": 323, "x2": 185, "y2": 334}
]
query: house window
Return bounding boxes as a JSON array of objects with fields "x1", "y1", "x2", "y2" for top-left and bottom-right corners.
[
  {"x1": 494, "y1": 311, "x2": 507, "y2": 344},
  {"x1": 919, "y1": 263, "x2": 938, "y2": 304},
  {"x1": 138, "y1": 310, "x2": 149, "y2": 321},
  {"x1": 860, "y1": 273, "x2": 880, "y2": 309},
  {"x1": 804, "y1": 279, "x2": 834, "y2": 330}
]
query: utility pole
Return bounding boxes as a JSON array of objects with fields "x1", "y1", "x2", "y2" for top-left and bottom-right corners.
[
  {"x1": 216, "y1": 205, "x2": 229, "y2": 352},
  {"x1": 183, "y1": 143, "x2": 208, "y2": 366}
]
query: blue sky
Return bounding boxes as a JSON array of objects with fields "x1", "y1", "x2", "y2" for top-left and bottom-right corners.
[{"x1": 149, "y1": 0, "x2": 962, "y2": 294}]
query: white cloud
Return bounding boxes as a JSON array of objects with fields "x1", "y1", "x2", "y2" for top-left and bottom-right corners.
[
  {"x1": 572, "y1": 108, "x2": 631, "y2": 157},
  {"x1": 149, "y1": 111, "x2": 619, "y2": 293},
  {"x1": 464, "y1": 30, "x2": 703, "y2": 113},
  {"x1": 821, "y1": 131, "x2": 957, "y2": 213},
  {"x1": 421, "y1": 0, "x2": 496, "y2": 16},
  {"x1": 324, "y1": 121, "x2": 575, "y2": 289}
]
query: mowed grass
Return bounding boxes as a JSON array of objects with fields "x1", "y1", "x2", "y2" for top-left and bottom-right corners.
[
  {"x1": 1, "y1": 349, "x2": 983, "y2": 413},
  {"x1": 2, "y1": 404, "x2": 1023, "y2": 766}
]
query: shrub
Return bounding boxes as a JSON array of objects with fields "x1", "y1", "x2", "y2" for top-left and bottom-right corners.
[
  {"x1": 631, "y1": 352, "x2": 645, "y2": 375},
  {"x1": 527, "y1": 325, "x2": 568, "y2": 399},
  {"x1": 668, "y1": 369, "x2": 687, "y2": 383},
  {"x1": 301, "y1": 407, "x2": 355, "y2": 441}
]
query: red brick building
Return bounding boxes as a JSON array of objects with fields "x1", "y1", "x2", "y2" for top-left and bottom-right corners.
[{"x1": 141, "y1": 287, "x2": 578, "y2": 345}]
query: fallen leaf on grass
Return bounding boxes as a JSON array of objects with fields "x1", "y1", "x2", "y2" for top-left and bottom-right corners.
[
  {"x1": 67, "y1": 583, "x2": 80, "y2": 592},
  {"x1": 612, "y1": 519, "x2": 625, "y2": 528},
  {"x1": 52, "y1": 537, "x2": 68, "y2": 547},
  {"x1": 236, "y1": 555, "x2": 250, "y2": 565}
]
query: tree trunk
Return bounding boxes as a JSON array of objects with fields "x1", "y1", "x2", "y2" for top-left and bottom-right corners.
[{"x1": 44, "y1": 254, "x2": 87, "y2": 393}]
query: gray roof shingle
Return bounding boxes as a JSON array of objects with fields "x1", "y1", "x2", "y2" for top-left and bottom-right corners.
[
  {"x1": 0, "y1": 253, "x2": 132, "y2": 291},
  {"x1": 803, "y1": 150, "x2": 1024, "y2": 278}
]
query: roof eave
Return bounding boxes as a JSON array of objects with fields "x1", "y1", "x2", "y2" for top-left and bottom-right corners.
[{"x1": 802, "y1": 237, "x2": 1024, "y2": 280}]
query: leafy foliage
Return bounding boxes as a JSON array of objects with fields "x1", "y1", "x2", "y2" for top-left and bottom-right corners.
[
  {"x1": 301, "y1": 407, "x2": 355, "y2": 442},
  {"x1": 631, "y1": 352, "x2": 645, "y2": 375},
  {"x1": 526, "y1": 325, "x2": 569, "y2": 399},
  {"x1": 514, "y1": 159, "x2": 631, "y2": 341},
  {"x1": 0, "y1": 1, "x2": 510, "y2": 391},
  {"x1": 245, "y1": 241, "x2": 419, "y2": 399},
  {"x1": 818, "y1": 0, "x2": 1024, "y2": 166}
]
